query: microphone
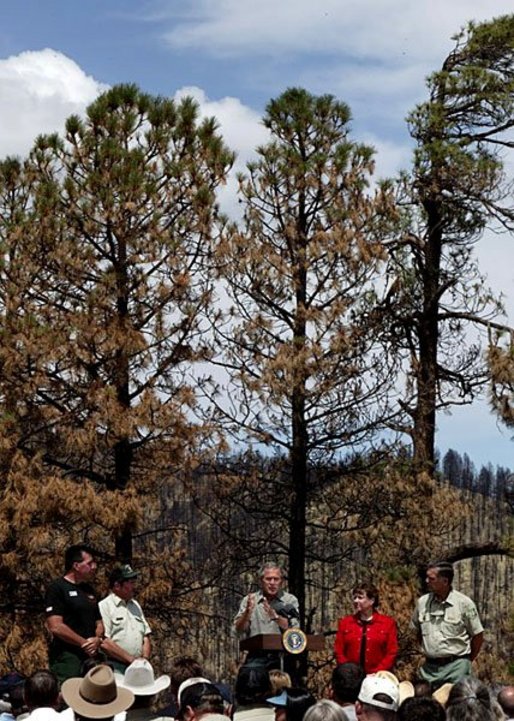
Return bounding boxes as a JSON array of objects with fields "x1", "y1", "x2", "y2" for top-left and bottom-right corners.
[{"x1": 276, "y1": 603, "x2": 299, "y2": 622}]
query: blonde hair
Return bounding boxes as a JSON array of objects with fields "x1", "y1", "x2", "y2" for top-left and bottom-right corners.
[{"x1": 269, "y1": 670, "x2": 292, "y2": 695}]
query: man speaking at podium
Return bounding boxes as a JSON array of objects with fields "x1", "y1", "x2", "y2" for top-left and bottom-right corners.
[{"x1": 234, "y1": 563, "x2": 300, "y2": 669}]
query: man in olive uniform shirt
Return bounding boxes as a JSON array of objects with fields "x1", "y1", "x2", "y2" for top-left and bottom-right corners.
[
  {"x1": 99, "y1": 564, "x2": 152, "y2": 672},
  {"x1": 412, "y1": 561, "x2": 483, "y2": 688}
]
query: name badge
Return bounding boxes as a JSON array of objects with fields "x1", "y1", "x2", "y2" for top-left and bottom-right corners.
[{"x1": 69, "y1": 590, "x2": 78, "y2": 597}]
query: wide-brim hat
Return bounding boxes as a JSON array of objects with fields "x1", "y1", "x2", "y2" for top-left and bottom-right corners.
[
  {"x1": 62, "y1": 665, "x2": 134, "y2": 719},
  {"x1": 266, "y1": 691, "x2": 288, "y2": 707},
  {"x1": 115, "y1": 659, "x2": 170, "y2": 696},
  {"x1": 399, "y1": 681, "x2": 415, "y2": 705},
  {"x1": 432, "y1": 683, "x2": 453, "y2": 707}
]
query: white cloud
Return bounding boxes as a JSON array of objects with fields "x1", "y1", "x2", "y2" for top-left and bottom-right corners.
[
  {"x1": 0, "y1": 49, "x2": 107, "y2": 158},
  {"x1": 174, "y1": 85, "x2": 269, "y2": 165},
  {"x1": 162, "y1": 0, "x2": 514, "y2": 62},
  {"x1": 174, "y1": 86, "x2": 270, "y2": 218}
]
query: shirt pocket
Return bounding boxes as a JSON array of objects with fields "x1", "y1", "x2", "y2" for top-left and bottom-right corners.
[{"x1": 420, "y1": 621, "x2": 432, "y2": 637}]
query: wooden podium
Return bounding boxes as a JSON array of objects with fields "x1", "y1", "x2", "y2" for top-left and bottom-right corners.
[{"x1": 239, "y1": 633, "x2": 325, "y2": 670}]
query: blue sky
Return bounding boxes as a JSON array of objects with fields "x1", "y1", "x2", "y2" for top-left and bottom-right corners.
[{"x1": 1, "y1": 0, "x2": 513, "y2": 471}]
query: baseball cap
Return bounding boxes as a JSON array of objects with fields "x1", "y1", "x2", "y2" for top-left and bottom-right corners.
[
  {"x1": 109, "y1": 565, "x2": 138, "y2": 585},
  {"x1": 358, "y1": 674, "x2": 400, "y2": 712}
]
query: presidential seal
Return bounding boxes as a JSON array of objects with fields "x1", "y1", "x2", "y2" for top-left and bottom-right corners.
[{"x1": 282, "y1": 627, "x2": 307, "y2": 654}]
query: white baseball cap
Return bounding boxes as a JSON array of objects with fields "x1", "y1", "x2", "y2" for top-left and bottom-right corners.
[{"x1": 358, "y1": 674, "x2": 400, "y2": 711}]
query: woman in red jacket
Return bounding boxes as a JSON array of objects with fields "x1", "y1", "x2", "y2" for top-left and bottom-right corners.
[{"x1": 333, "y1": 582, "x2": 398, "y2": 673}]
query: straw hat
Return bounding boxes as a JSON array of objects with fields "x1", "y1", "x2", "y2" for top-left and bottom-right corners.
[{"x1": 62, "y1": 665, "x2": 134, "y2": 719}]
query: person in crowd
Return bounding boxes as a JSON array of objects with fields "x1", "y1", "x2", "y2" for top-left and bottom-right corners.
[
  {"x1": 334, "y1": 583, "x2": 398, "y2": 674},
  {"x1": 61, "y1": 664, "x2": 134, "y2": 721},
  {"x1": 177, "y1": 682, "x2": 227, "y2": 721},
  {"x1": 268, "y1": 673, "x2": 291, "y2": 697},
  {"x1": 234, "y1": 564, "x2": 299, "y2": 671},
  {"x1": 446, "y1": 677, "x2": 496, "y2": 721},
  {"x1": 24, "y1": 671, "x2": 60, "y2": 721},
  {"x1": 233, "y1": 667, "x2": 274, "y2": 721},
  {"x1": 304, "y1": 700, "x2": 349, "y2": 721},
  {"x1": 498, "y1": 687, "x2": 514, "y2": 720},
  {"x1": 329, "y1": 663, "x2": 365, "y2": 721},
  {"x1": 115, "y1": 659, "x2": 171, "y2": 721},
  {"x1": 355, "y1": 674, "x2": 399, "y2": 721},
  {"x1": 412, "y1": 684, "x2": 431, "y2": 698},
  {"x1": 99, "y1": 566, "x2": 152, "y2": 672},
  {"x1": 266, "y1": 687, "x2": 316, "y2": 721},
  {"x1": 45, "y1": 544, "x2": 104, "y2": 684},
  {"x1": 397, "y1": 697, "x2": 445, "y2": 721},
  {"x1": 411, "y1": 561, "x2": 483, "y2": 688},
  {"x1": 0, "y1": 682, "x2": 27, "y2": 721},
  {"x1": 158, "y1": 657, "x2": 205, "y2": 718},
  {"x1": 176, "y1": 680, "x2": 232, "y2": 720}
]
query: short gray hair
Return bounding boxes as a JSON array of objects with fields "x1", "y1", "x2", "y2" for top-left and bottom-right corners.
[
  {"x1": 304, "y1": 700, "x2": 349, "y2": 721},
  {"x1": 447, "y1": 678, "x2": 493, "y2": 721},
  {"x1": 258, "y1": 562, "x2": 284, "y2": 578}
]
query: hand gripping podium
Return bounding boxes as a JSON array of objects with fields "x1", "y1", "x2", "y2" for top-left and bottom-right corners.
[{"x1": 239, "y1": 633, "x2": 325, "y2": 670}]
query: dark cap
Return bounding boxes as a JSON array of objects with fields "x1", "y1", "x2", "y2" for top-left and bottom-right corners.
[{"x1": 109, "y1": 564, "x2": 138, "y2": 586}]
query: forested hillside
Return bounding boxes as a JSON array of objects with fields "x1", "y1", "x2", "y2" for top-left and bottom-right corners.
[{"x1": 154, "y1": 448, "x2": 513, "y2": 683}]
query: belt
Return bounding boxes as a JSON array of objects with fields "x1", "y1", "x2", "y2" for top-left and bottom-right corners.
[{"x1": 427, "y1": 655, "x2": 470, "y2": 665}]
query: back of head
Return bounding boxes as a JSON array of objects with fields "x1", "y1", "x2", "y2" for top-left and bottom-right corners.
[
  {"x1": 24, "y1": 670, "x2": 59, "y2": 710},
  {"x1": 447, "y1": 678, "x2": 494, "y2": 721},
  {"x1": 332, "y1": 663, "x2": 365, "y2": 704},
  {"x1": 357, "y1": 674, "x2": 399, "y2": 721},
  {"x1": 170, "y1": 657, "x2": 205, "y2": 697},
  {"x1": 398, "y1": 697, "x2": 445, "y2": 721},
  {"x1": 413, "y1": 683, "x2": 431, "y2": 699},
  {"x1": 178, "y1": 682, "x2": 224, "y2": 719},
  {"x1": 498, "y1": 687, "x2": 514, "y2": 717},
  {"x1": 269, "y1": 671, "x2": 292, "y2": 696},
  {"x1": 7, "y1": 682, "x2": 26, "y2": 717},
  {"x1": 285, "y1": 687, "x2": 316, "y2": 721},
  {"x1": 304, "y1": 700, "x2": 349, "y2": 721},
  {"x1": 235, "y1": 667, "x2": 272, "y2": 708}
]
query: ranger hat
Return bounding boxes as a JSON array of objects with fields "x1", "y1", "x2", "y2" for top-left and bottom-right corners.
[{"x1": 62, "y1": 665, "x2": 134, "y2": 719}]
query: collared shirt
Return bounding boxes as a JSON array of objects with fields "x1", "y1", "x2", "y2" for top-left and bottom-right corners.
[
  {"x1": 27, "y1": 709, "x2": 62, "y2": 721},
  {"x1": 233, "y1": 707, "x2": 276, "y2": 721},
  {"x1": 99, "y1": 592, "x2": 151, "y2": 657},
  {"x1": 339, "y1": 706, "x2": 356, "y2": 721},
  {"x1": 411, "y1": 589, "x2": 483, "y2": 658},
  {"x1": 234, "y1": 590, "x2": 300, "y2": 636},
  {"x1": 333, "y1": 612, "x2": 398, "y2": 672}
]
